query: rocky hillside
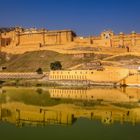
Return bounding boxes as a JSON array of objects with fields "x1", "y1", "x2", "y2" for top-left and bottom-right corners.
[{"x1": 0, "y1": 50, "x2": 110, "y2": 72}]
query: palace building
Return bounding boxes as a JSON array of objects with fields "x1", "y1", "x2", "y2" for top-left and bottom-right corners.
[
  {"x1": 0, "y1": 27, "x2": 76, "y2": 47},
  {"x1": 0, "y1": 27, "x2": 140, "y2": 54}
]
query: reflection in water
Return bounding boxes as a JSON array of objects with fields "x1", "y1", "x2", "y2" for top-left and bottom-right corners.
[
  {"x1": 0, "y1": 87, "x2": 140, "y2": 127},
  {"x1": 49, "y1": 87, "x2": 140, "y2": 102}
]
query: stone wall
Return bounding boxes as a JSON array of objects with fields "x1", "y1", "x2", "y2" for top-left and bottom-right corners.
[
  {"x1": 0, "y1": 28, "x2": 76, "y2": 47},
  {"x1": 1, "y1": 28, "x2": 140, "y2": 54},
  {"x1": 49, "y1": 66, "x2": 129, "y2": 83}
]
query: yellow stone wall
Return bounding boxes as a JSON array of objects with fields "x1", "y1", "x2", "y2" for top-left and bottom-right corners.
[
  {"x1": 73, "y1": 31, "x2": 140, "y2": 48},
  {"x1": 1, "y1": 28, "x2": 140, "y2": 54},
  {"x1": 20, "y1": 33, "x2": 44, "y2": 45},
  {"x1": 0, "y1": 30, "x2": 18, "y2": 46},
  {"x1": 0, "y1": 29, "x2": 75, "y2": 48},
  {"x1": 125, "y1": 74, "x2": 140, "y2": 85},
  {"x1": 49, "y1": 67, "x2": 129, "y2": 83}
]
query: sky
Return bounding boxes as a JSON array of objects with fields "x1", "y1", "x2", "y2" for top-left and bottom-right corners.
[{"x1": 0, "y1": 0, "x2": 140, "y2": 36}]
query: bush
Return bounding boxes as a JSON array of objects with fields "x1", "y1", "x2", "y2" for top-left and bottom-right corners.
[
  {"x1": 36, "y1": 68, "x2": 43, "y2": 74},
  {"x1": 50, "y1": 61, "x2": 62, "y2": 70}
]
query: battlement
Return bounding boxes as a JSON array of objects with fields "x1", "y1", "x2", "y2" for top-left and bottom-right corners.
[{"x1": 1, "y1": 27, "x2": 140, "y2": 54}]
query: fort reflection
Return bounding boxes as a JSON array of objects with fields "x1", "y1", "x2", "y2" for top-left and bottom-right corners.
[
  {"x1": 0, "y1": 87, "x2": 140, "y2": 127},
  {"x1": 49, "y1": 87, "x2": 140, "y2": 103}
]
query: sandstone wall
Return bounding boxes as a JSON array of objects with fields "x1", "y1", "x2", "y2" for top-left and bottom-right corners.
[
  {"x1": 49, "y1": 67, "x2": 129, "y2": 83},
  {"x1": 1, "y1": 28, "x2": 140, "y2": 54}
]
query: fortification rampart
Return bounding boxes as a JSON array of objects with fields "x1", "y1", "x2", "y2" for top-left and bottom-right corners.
[
  {"x1": 49, "y1": 66, "x2": 129, "y2": 84},
  {"x1": 1, "y1": 27, "x2": 140, "y2": 54}
]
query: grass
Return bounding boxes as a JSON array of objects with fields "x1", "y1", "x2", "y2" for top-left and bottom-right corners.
[{"x1": 0, "y1": 50, "x2": 110, "y2": 72}]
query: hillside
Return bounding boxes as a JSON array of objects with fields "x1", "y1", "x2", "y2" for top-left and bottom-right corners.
[{"x1": 0, "y1": 50, "x2": 110, "y2": 72}]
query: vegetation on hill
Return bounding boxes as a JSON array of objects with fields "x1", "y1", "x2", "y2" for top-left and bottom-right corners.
[
  {"x1": 50, "y1": 61, "x2": 62, "y2": 70},
  {"x1": 0, "y1": 50, "x2": 110, "y2": 72},
  {"x1": 1, "y1": 50, "x2": 140, "y2": 72},
  {"x1": 36, "y1": 68, "x2": 43, "y2": 74}
]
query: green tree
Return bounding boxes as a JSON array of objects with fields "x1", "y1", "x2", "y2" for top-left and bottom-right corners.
[
  {"x1": 50, "y1": 61, "x2": 62, "y2": 70},
  {"x1": 36, "y1": 68, "x2": 43, "y2": 74}
]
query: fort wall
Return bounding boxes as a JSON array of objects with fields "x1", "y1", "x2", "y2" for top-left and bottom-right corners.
[
  {"x1": 1, "y1": 28, "x2": 140, "y2": 54},
  {"x1": 49, "y1": 67, "x2": 129, "y2": 83}
]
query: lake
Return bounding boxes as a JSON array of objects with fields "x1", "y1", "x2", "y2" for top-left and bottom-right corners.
[{"x1": 0, "y1": 86, "x2": 140, "y2": 140}]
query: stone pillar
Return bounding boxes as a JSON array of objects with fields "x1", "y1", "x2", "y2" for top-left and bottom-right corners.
[
  {"x1": 110, "y1": 39, "x2": 113, "y2": 47},
  {"x1": 68, "y1": 31, "x2": 72, "y2": 42},
  {"x1": 89, "y1": 36, "x2": 92, "y2": 44},
  {"x1": 42, "y1": 29, "x2": 45, "y2": 45},
  {"x1": 59, "y1": 32, "x2": 61, "y2": 44},
  {"x1": 131, "y1": 31, "x2": 136, "y2": 47},
  {"x1": 16, "y1": 32, "x2": 20, "y2": 46},
  {"x1": 4, "y1": 38, "x2": 6, "y2": 47},
  {"x1": 119, "y1": 32, "x2": 124, "y2": 47},
  {"x1": 67, "y1": 31, "x2": 74, "y2": 42},
  {"x1": 65, "y1": 31, "x2": 72, "y2": 43},
  {"x1": 55, "y1": 35, "x2": 57, "y2": 45},
  {"x1": 0, "y1": 33, "x2": 1, "y2": 46},
  {"x1": 65, "y1": 31, "x2": 68, "y2": 43}
]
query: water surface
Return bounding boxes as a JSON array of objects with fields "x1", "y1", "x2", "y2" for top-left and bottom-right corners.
[{"x1": 0, "y1": 87, "x2": 140, "y2": 140}]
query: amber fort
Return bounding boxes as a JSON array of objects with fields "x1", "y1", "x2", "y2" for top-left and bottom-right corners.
[
  {"x1": 1, "y1": 27, "x2": 140, "y2": 86},
  {"x1": 1, "y1": 27, "x2": 140, "y2": 54}
]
